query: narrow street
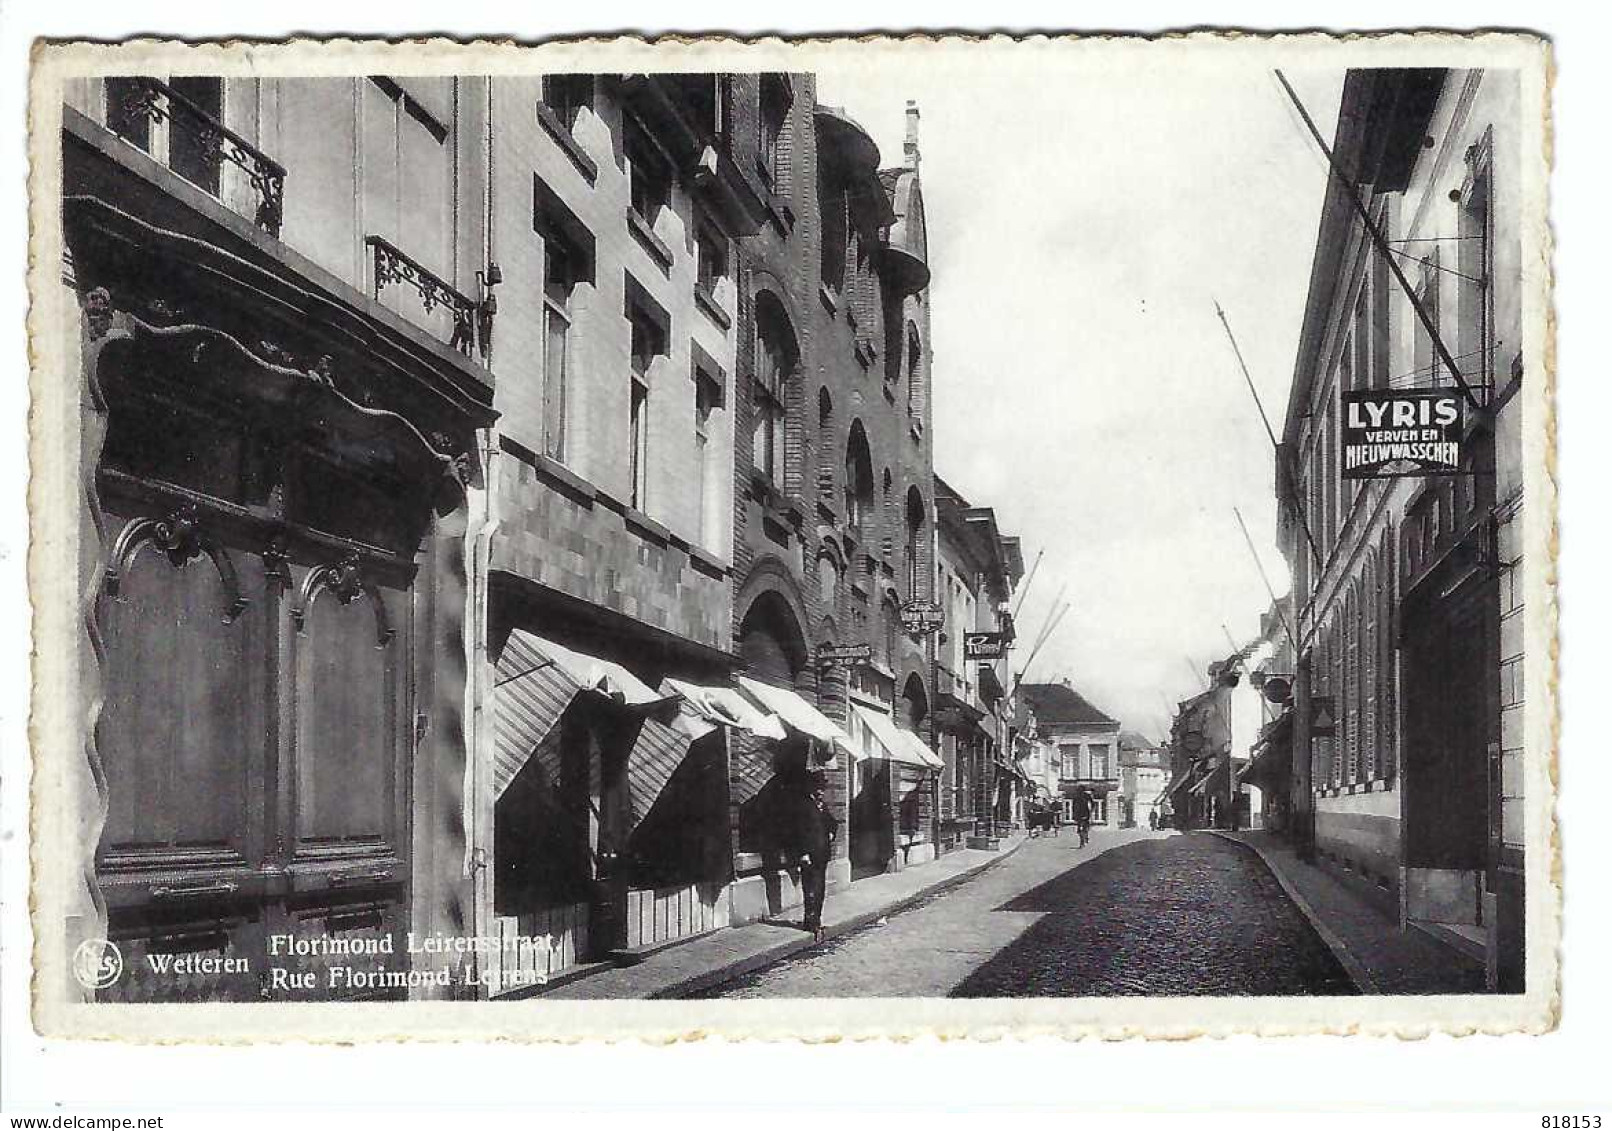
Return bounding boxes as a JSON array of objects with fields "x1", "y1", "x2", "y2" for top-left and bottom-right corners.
[{"x1": 706, "y1": 831, "x2": 1357, "y2": 998}]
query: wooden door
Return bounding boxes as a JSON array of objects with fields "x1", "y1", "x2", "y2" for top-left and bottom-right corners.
[
  {"x1": 95, "y1": 503, "x2": 270, "y2": 1002},
  {"x1": 850, "y1": 760, "x2": 891, "y2": 879},
  {"x1": 94, "y1": 498, "x2": 414, "y2": 1002},
  {"x1": 1403, "y1": 578, "x2": 1492, "y2": 873}
]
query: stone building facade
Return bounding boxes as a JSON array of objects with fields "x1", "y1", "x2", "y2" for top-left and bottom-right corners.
[
  {"x1": 1276, "y1": 67, "x2": 1527, "y2": 990},
  {"x1": 1021, "y1": 681, "x2": 1123, "y2": 826},
  {"x1": 54, "y1": 75, "x2": 496, "y2": 1002}
]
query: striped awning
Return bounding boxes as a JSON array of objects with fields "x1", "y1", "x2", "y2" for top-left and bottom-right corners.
[
  {"x1": 493, "y1": 632, "x2": 580, "y2": 798},
  {"x1": 494, "y1": 629, "x2": 686, "y2": 806},
  {"x1": 624, "y1": 714, "x2": 693, "y2": 825}
]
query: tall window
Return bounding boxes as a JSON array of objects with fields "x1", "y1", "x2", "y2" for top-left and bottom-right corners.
[
  {"x1": 628, "y1": 301, "x2": 665, "y2": 510},
  {"x1": 904, "y1": 488, "x2": 925, "y2": 596},
  {"x1": 696, "y1": 220, "x2": 728, "y2": 299},
  {"x1": 818, "y1": 554, "x2": 840, "y2": 619},
  {"x1": 905, "y1": 322, "x2": 923, "y2": 415},
  {"x1": 168, "y1": 77, "x2": 225, "y2": 194},
  {"x1": 625, "y1": 116, "x2": 672, "y2": 225},
  {"x1": 694, "y1": 364, "x2": 722, "y2": 549},
  {"x1": 1345, "y1": 586, "x2": 1360, "y2": 783},
  {"x1": 759, "y1": 76, "x2": 790, "y2": 188},
  {"x1": 541, "y1": 73, "x2": 593, "y2": 133},
  {"x1": 106, "y1": 77, "x2": 225, "y2": 195},
  {"x1": 819, "y1": 175, "x2": 847, "y2": 293},
  {"x1": 1458, "y1": 158, "x2": 1494, "y2": 393},
  {"x1": 1090, "y1": 744, "x2": 1110, "y2": 780},
  {"x1": 668, "y1": 74, "x2": 721, "y2": 138},
  {"x1": 541, "y1": 239, "x2": 577, "y2": 461},
  {"x1": 844, "y1": 423, "x2": 873, "y2": 533},
  {"x1": 752, "y1": 296, "x2": 794, "y2": 485},
  {"x1": 1412, "y1": 256, "x2": 1442, "y2": 385}
]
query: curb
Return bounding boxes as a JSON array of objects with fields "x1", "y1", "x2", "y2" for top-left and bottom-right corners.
[
  {"x1": 1205, "y1": 830, "x2": 1381, "y2": 995},
  {"x1": 648, "y1": 836, "x2": 1030, "y2": 999}
]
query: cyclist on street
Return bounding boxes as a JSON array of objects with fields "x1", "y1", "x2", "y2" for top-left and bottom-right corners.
[{"x1": 1071, "y1": 786, "x2": 1093, "y2": 847}]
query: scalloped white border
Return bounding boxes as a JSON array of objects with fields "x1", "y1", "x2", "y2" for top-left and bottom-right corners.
[{"x1": 25, "y1": 29, "x2": 1557, "y2": 1043}]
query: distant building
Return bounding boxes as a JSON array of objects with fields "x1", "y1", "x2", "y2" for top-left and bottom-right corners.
[
  {"x1": 933, "y1": 475, "x2": 1023, "y2": 850},
  {"x1": 1021, "y1": 681, "x2": 1123, "y2": 825},
  {"x1": 1117, "y1": 733, "x2": 1169, "y2": 828}
]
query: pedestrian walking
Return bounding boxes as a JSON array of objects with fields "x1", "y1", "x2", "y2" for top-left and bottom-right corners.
[
  {"x1": 798, "y1": 772, "x2": 838, "y2": 943},
  {"x1": 1071, "y1": 786, "x2": 1092, "y2": 847},
  {"x1": 1148, "y1": 808, "x2": 1159, "y2": 831}
]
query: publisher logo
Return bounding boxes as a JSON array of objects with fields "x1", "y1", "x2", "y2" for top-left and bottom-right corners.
[{"x1": 72, "y1": 937, "x2": 123, "y2": 991}]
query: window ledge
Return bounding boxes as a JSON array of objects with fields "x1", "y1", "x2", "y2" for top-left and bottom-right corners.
[
  {"x1": 687, "y1": 543, "x2": 730, "y2": 576},
  {"x1": 527, "y1": 448, "x2": 598, "y2": 507},
  {"x1": 694, "y1": 283, "x2": 731, "y2": 330},
  {"x1": 626, "y1": 207, "x2": 673, "y2": 273},
  {"x1": 624, "y1": 505, "x2": 673, "y2": 547},
  {"x1": 910, "y1": 421, "x2": 924, "y2": 445},
  {"x1": 536, "y1": 103, "x2": 599, "y2": 185},
  {"x1": 818, "y1": 283, "x2": 840, "y2": 314},
  {"x1": 883, "y1": 382, "x2": 897, "y2": 405}
]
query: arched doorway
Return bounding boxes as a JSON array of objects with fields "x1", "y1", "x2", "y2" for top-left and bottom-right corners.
[{"x1": 738, "y1": 588, "x2": 808, "y2": 687}]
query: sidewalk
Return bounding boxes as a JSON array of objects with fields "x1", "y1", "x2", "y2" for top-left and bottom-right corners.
[
  {"x1": 538, "y1": 834, "x2": 1028, "y2": 999},
  {"x1": 1211, "y1": 830, "x2": 1487, "y2": 995}
]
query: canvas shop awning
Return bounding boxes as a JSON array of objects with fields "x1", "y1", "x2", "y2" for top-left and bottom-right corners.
[
  {"x1": 736, "y1": 676, "x2": 857, "y2": 761},
  {"x1": 1190, "y1": 762, "x2": 1230, "y2": 797},
  {"x1": 850, "y1": 704, "x2": 943, "y2": 770},
  {"x1": 659, "y1": 676, "x2": 788, "y2": 743},
  {"x1": 725, "y1": 677, "x2": 856, "y2": 806}
]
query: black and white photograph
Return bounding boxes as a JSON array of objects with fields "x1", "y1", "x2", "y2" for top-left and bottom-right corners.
[{"x1": 24, "y1": 32, "x2": 1554, "y2": 1043}]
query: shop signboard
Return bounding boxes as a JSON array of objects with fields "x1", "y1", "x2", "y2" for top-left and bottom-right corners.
[
  {"x1": 1340, "y1": 388, "x2": 1465, "y2": 480},
  {"x1": 963, "y1": 631, "x2": 1006, "y2": 660},
  {"x1": 899, "y1": 600, "x2": 945, "y2": 635},
  {"x1": 818, "y1": 642, "x2": 872, "y2": 670}
]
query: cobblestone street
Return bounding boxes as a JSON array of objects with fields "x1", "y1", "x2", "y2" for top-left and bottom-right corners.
[{"x1": 707, "y1": 830, "x2": 1357, "y2": 998}]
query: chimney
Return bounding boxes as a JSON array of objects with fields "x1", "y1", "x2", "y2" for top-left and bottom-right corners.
[{"x1": 904, "y1": 99, "x2": 921, "y2": 169}]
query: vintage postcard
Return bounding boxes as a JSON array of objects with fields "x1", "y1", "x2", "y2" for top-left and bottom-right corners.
[{"x1": 25, "y1": 31, "x2": 1556, "y2": 1041}]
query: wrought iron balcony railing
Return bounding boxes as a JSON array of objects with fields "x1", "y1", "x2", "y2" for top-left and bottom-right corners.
[
  {"x1": 110, "y1": 77, "x2": 286, "y2": 239},
  {"x1": 367, "y1": 236, "x2": 480, "y2": 356}
]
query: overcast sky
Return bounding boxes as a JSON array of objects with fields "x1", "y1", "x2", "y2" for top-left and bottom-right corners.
[{"x1": 820, "y1": 59, "x2": 1344, "y2": 743}]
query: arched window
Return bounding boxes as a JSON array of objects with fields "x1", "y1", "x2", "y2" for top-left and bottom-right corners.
[
  {"x1": 905, "y1": 322, "x2": 923, "y2": 418},
  {"x1": 901, "y1": 673, "x2": 929, "y2": 731},
  {"x1": 844, "y1": 421, "x2": 874, "y2": 534},
  {"x1": 752, "y1": 293, "x2": 797, "y2": 486},
  {"x1": 817, "y1": 551, "x2": 840, "y2": 621},
  {"x1": 904, "y1": 486, "x2": 926, "y2": 596},
  {"x1": 817, "y1": 386, "x2": 832, "y2": 431},
  {"x1": 882, "y1": 593, "x2": 899, "y2": 667}
]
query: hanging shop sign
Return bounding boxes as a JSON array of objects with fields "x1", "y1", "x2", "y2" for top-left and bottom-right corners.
[
  {"x1": 1310, "y1": 694, "x2": 1338, "y2": 737},
  {"x1": 818, "y1": 642, "x2": 873, "y2": 670},
  {"x1": 963, "y1": 631, "x2": 1007, "y2": 660},
  {"x1": 898, "y1": 599, "x2": 946, "y2": 635},
  {"x1": 1260, "y1": 675, "x2": 1293, "y2": 705},
  {"x1": 1340, "y1": 389, "x2": 1465, "y2": 480}
]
